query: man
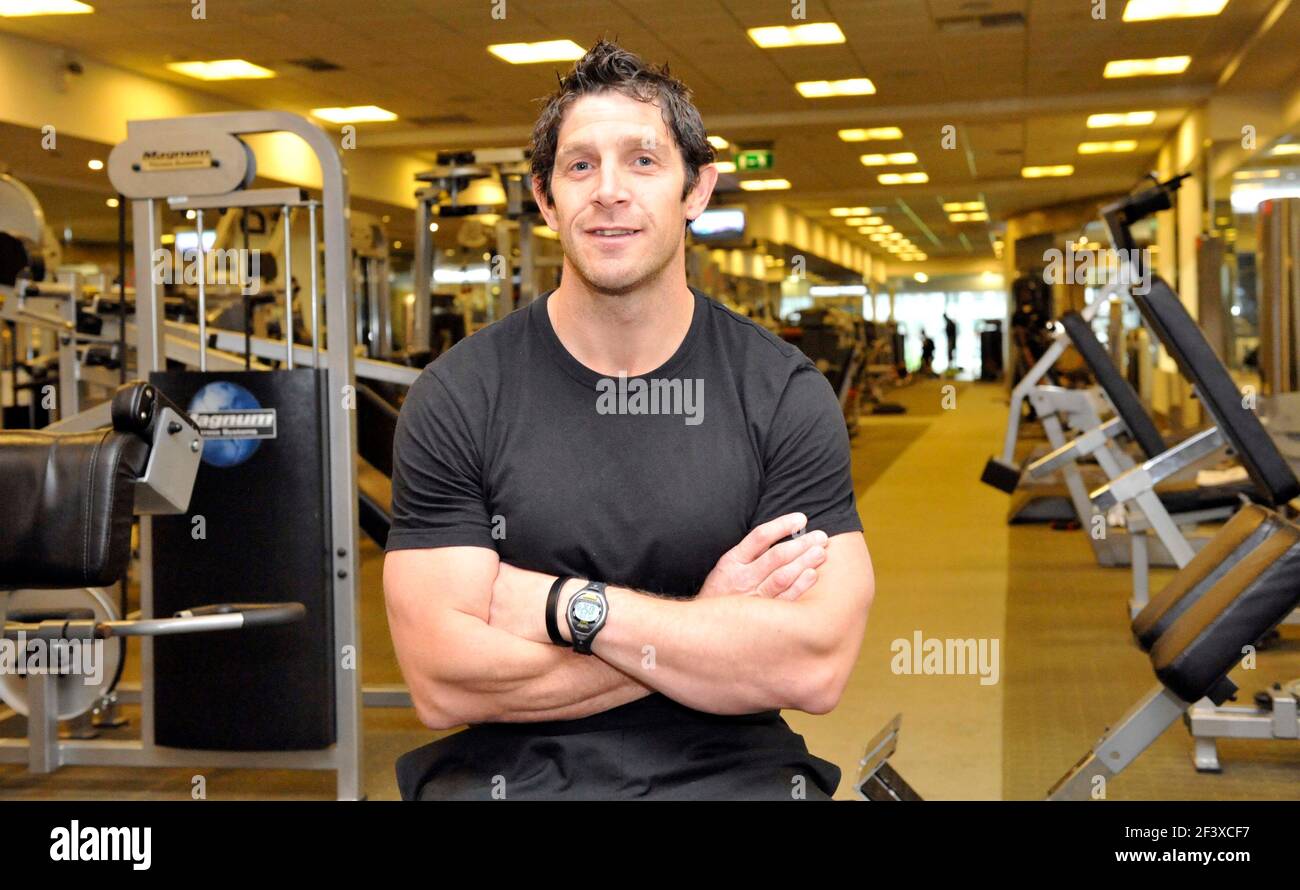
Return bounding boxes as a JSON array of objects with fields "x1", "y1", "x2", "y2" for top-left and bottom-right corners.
[
  {"x1": 920, "y1": 330, "x2": 937, "y2": 377},
  {"x1": 943, "y1": 311, "x2": 958, "y2": 368},
  {"x1": 384, "y1": 39, "x2": 874, "y2": 801}
]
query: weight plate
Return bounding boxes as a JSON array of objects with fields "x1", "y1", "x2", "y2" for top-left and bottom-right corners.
[{"x1": 0, "y1": 587, "x2": 122, "y2": 720}]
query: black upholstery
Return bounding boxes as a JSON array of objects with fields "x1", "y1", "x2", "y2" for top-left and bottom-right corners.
[
  {"x1": 1156, "y1": 480, "x2": 1254, "y2": 514},
  {"x1": 1059, "y1": 311, "x2": 1167, "y2": 460},
  {"x1": 1131, "y1": 503, "x2": 1276, "y2": 650},
  {"x1": 0, "y1": 231, "x2": 30, "y2": 287},
  {"x1": 0, "y1": 380, "x2": 172, "y2": 589},
  {"x1": 7, "y1": 607, "x2": 96, "y2": 621},
  {"x1": 0, "y1": 428, "x2": 148, "y2": 588},
  {"x1": 358, "y1": 489, "x2": 391, "y2": 549},
  {"x1": 355, "y1": 382, "x2": 398, "y2": 478},
  {"x1": 110, "y1": 380, "x2": 189, "y2": 439},
  {"x1": 1132, "y1": 277, "x2": 1300, "y2": 506},
  {"x1": 1148, "y1": 506, "x2": 1300, "y2": 702}
]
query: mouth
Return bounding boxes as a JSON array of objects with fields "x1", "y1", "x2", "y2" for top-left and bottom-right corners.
[{"x1": 584, "y1": 227, "x2": 641, "y2": 242}]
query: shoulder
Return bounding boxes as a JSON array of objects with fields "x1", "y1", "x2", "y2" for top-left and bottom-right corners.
[
  {"x1": 691, "y1": 291, "x2": 836, "y2": 428},
  {"x1": 700, "y1": 292, "x2": 799, "y2": 357},
  {"x1": 691, "y1": 289, "x2": 811, "y2": 394},
  {"x1": 416, "y1": 304, "x2": 531, "y2": 398}
]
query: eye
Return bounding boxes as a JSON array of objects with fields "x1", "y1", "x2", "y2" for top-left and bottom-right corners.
[
  {"x1": 571, "y1": 160, "x2": 591, "y2": 172},
  {"x1": 635, "y1": 156, "x2": 655, "y2": 167}
]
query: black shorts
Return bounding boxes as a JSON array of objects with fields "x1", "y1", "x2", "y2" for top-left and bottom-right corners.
[{"x1": 396, "y1": 694, "x2": 841, "y2": 801}]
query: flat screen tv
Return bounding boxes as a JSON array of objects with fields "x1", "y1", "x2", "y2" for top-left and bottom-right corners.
[{"x1": 689, "y1": 207, "x2": 745, "y2": 241}]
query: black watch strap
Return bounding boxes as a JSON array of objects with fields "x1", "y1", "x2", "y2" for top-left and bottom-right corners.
[{"x1": 546, "y1": 576, "x2": 573, "y2": 647}]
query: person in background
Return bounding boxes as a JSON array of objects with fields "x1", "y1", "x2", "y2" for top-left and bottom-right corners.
[
  {"x1": 920, "y1": 329, "x2": 937, "y2": 377},
  {"x1": 943, "y1": 311, "x2": 957, "y2": 370}
]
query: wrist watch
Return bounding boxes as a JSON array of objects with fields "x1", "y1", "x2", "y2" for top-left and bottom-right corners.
[{"x1": 565, "y1": 581, "x2": 609, "y2": 654}]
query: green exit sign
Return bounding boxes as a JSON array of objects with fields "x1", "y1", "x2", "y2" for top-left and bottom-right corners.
[{"x1": 733, "y1": 149, "x2": 773, "y2": 171}]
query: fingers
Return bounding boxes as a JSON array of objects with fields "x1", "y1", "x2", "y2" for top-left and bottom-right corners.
[
  {"x1": 747, "y1": 529, "x2": 827, "y2": 581},
  {"x1": 754, "y1": 542, "x2": 827, "y2": 599},
  {"x1": 773, "y1": 567, "x2": 819, "y2": 602},
  {"x1": 729, "y1": 512, "x2": 808, "y2": 564}
]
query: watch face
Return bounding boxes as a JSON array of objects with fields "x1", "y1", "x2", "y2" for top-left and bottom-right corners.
[{"x1": 573, "y1": 599, "x2": 602, "y2": 624}]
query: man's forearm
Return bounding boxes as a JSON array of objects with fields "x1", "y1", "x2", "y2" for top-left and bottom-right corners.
[
  {"x1": 586, "y1": 589, "x2": 823, "y2": 715},
  {"x1": 502, "y1": 663, "x2": 652, "y2": 723},
  {"x1": 427, "y1": 611, "x2": 653, "y2": 725},
  {"x1": 473, "y1": 642, "x2": 653, "y2": 724}
]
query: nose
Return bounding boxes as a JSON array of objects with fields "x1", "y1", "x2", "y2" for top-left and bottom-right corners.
[{"x1": 593, "y1": 159, "x2": 631, "y2": 210}]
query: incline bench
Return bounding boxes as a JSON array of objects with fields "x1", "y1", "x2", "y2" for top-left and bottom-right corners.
[
  {"x1": 1024, "y1": 309, "x2": 1260, "y2": 616},
  {"x1": 1051, "y1": 265, "x2": 1300, "y2": 790},
  {"x1": 873, "y1": 176, "x2": 1300, "y2": 798}
]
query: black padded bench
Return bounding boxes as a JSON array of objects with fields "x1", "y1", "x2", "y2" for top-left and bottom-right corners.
[
  {"x1": 1130, "y1": 277, "x2": 1300, "y2": 508},
  {"x1": 0, "y1": 384, "x2": 163, "y2": 588},
  {"x1": 1058, "y1": 310, "x2": 1258, "y2": 513},
  {"x1": 1059, "y1": 311, "x2": 1165, "y2": 460},
  {"x1": 1048, "y1": 502, "x2": 1300, "y2": 798},
  {"x1": 1047, "y1": 272, "x2": 1300, "y2": 797},
  {"x1": 1022, "y1": 310, "x2": 1258, "y2": 615}
]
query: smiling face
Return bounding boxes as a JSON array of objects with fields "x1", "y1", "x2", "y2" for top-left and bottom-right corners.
[{"x1": 535, "y1": 90, "x2": 716, "y2": 297}]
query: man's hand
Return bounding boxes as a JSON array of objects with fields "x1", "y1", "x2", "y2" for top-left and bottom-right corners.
[{"x1": 697, "y1": 512, "x2": 827, "y2": 601}]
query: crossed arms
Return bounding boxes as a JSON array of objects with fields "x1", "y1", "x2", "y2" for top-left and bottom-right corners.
[{"x1": 384, "y1": 513, "x2": 873, "y2": 731}]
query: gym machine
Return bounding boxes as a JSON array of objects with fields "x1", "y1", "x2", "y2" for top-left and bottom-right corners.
[
  {"x1": 868, "y1": 176, "x2": 1300, "y2": 798},
  {"x1": 351, "y1": 212, "x2": 394, "y2": 360},
  {"x1": 0, "y1": 173, "x2": 100, "y2": 427},
  {"x1": 1, "y1": 113, "x2": 432, "y2": 798},
  {"x1": 1, "y1": 271, "x2": 130, "y2": 426},
  {"x1": 1025, "y1": 308, "x2": 1251, "y2": 616},
  {"x1": 980, "y1": 296, "x2": 1114, "y2": 539},
  {"x1": 1025, "y1": 177, "x2": 1296, "y2": 622},
  {"x1": 3, "y1": 184, "x2": 415, "y2": 414},
  {"x1": 102, "y1": 110, "x2": 370, "y2": 796},
  {"x1": 780, "y1": 307, "x2": 875, "y2": 434},
  {"x1": 982, "y1": 177, "x2": 1265, "y2": 608},
  {"x1": 1051, "y1": 271, "x2": 1300, "y2": 789},
  {"x1": 1, "y1": 380, "x2": 304, "y2": 774},
  {"x1": 1030, "y1": 177, "x2": 1300, "y2": 768},
  {"x1": 1095, "y1": 182, "x2": 1300, "y2": 773},
  {"x1": 978, "y1": 285, "x2": 1193, "y2": 577},
  {"x1": 411, "y1": 148, "x2": 550, "y2": 350},
  {"x1": 219, "y1": 206, "x2": 393, "y2": 360},
  {"x1": 872, "y1": 254, "x2": 1300, "y2": 799},
  {"x1": 1054, "y1": 175, "x2": 1300, "y2": 785},
  {"x1": 0, "y1": 111, "x2": 402, "y2": 798},
  {"x1": 853, "y1": 715, "x2": 922, "y2": 801}
]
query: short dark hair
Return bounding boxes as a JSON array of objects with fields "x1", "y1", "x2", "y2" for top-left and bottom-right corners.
[{"x1": 529, "y1": 39, "x2": 714, "y2": 205}]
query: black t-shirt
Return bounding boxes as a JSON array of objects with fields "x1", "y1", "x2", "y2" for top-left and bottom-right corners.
[{"x1": 387, "y1": 287, "x2": 862, "y2": 732}]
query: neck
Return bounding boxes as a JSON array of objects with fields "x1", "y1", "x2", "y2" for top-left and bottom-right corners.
[{"x1": 548, "y1": 260, "x2": 695, "y2": 377}]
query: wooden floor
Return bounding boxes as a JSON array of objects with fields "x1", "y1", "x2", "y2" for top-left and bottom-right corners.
[{"x1": 3, "y1": 377, "x2": 1297, "y2": 799}]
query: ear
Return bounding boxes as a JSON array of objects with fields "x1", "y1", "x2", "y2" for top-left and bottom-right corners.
[
  {"x1": 684, "y1": 163, "x2": 719, "y2": 220},
  {"x1": 531, "y1": 173, "x2": 559, "y2": 232}
]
